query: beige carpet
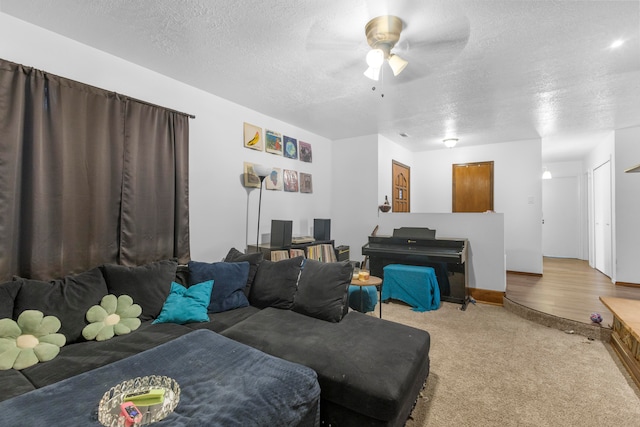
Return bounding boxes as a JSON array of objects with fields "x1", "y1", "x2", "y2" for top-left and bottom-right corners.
[{"x1": 379, "y1": 301, "x2": 640, "y2": 427}]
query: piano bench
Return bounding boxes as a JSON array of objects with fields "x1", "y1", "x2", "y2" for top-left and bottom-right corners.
[{"x1": 382, "y1": 264, "x2": 441, "y2": 312}]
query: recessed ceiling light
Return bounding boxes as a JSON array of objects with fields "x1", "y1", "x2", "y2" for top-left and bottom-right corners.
[{"x1": 610, "y1": 39, "x2": 625, "y2": 49}]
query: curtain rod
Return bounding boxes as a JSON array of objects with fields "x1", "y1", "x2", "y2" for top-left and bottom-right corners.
[
  {"x1": 8, "y1": 59, "x2": 196, "y2": 119},
  {"x1": 123, "y1": 95, "x2": 196, "y2": 119}
]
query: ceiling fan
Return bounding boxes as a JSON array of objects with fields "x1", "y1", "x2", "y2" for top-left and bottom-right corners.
[
  {"x1": 363, "y1": 15, "x2": 408, "y2": 81},
  {"x1": 304, "y1": 2, "x2": 471, "y2": 85}
]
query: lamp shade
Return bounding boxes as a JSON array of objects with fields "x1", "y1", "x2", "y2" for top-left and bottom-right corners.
[
  {"x1": 364, "y1": 66, "x2": 381, "y2": 81},
  {"x1": 388, "y1": 54, "x2": 408, "y2": 76},
  {"x1": 366, "y1": 49, "x2": 385, "y2": 67},
  {"x1": 542, "y1": 169, "x2": 552, "y2": 179},
  {"x1": 253, "y1": 164, "x2": 272, "y2": 179}
]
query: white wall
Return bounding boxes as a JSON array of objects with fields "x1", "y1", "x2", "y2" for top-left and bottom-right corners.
[
  {"x1": 399, "y1": 139, "x2": 543, "y2": 274},
  {"x1": 614, "y1": 126, "x2": 640, "y2": 284},
  {"x1": 0, "y1": 13, "x2": 334, "y2": 262},
  {"x1": 330, "y1": 134, "x2": 378, "y2": 262}
]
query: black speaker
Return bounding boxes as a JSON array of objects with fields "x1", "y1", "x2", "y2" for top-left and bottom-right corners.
[
  {"x1": 314, "y1": 218, "x2": 331, "y2": 241},
  {"x1": 335, "y1": 245, "x2": 350, "y2": 262},
  {"x1": 271, "y1": 220, "x2": 292, "y2": 247}
]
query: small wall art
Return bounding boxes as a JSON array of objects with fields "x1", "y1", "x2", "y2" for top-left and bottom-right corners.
[
  {"x1": 243, "y1": 162, "x2": 261, "y2": 188},
  {"x1": 265, "y1": 129, "x2": 283, "y2": 155},
  {"x1": 283, "y1": 136, "x2": 298, "y2": 159},
  {"x1": 283, "y1": 169, "x2": 299, "y2": 192},
  {"x1": 299, "y1": 141, "x2": 312, "y2": 163},
  {"x1": 244, "y1": 122, "x2": 263, "y2": 151},
  {"x1": 265, "y1": 167, "x2": 283, "y2": 191},
  {"x1": 300, "y1": 173, "x2": 313, "y2": 193}
]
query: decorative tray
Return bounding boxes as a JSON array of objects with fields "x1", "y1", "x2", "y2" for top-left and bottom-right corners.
[{"x1": 97, "y1": 375, "x2": 180, "y2": 426}]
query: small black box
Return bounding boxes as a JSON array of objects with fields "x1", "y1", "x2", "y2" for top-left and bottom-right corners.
[
  {"x1": 271, "y1": 220, "x2": 292, "y2": 247},
  {"x1": 314, "y1": 218, "x2": 331, "y2": 241},
  {"x1": 335, "y1": 245, "x2": 350, "y2": 262}
]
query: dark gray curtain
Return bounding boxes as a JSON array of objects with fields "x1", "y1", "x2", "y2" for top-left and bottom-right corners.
[{"x1": 0, "y1": 59, "x2": 189, "y2": 281}]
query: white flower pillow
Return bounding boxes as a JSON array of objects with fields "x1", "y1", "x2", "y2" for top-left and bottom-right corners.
[{"x1": 82, "y1": 294, "x2": 142, "y2": 341}]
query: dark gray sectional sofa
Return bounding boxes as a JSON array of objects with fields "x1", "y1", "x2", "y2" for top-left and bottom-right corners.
[{"x1": 0, "y1": 248, "x2": 430, "y2": 426}]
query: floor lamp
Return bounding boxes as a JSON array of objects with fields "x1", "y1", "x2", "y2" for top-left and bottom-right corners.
[{"x1": 253, "y1": 165, "x2": 272, "y2": 252}]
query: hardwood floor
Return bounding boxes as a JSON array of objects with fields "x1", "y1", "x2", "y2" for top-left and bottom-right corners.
[{"x1": 506, "y1": 257, "x2": 640, "y2": 328}]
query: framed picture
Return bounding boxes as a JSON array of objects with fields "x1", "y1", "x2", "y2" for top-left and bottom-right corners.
[
  {"x1": 284, "y1": 136, "x2": 298, "y2": 159},
  {"x1": 244, "y1": 122, "x2": 263, "y2": 151},
  {"x1": 243, "y1": 162, "x2": 261, "y2": 188},
  {"x1": 265, "y1": 129, "x2": 283, "y2": 155},
  {"x1": 283, "y1": 169, "x2": 299, "y2": 192},
  {"x1": 299, "y1": 141, "x2": 312, "y2": 163},
  {"x1": 300, "y1": 173, "x2": 313, "y2": 193},
  {"x1": 265, "y1": 167, "x2": 283, "y2": 191}
]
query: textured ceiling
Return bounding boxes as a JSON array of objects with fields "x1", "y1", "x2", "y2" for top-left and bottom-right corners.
[{"x1": 2, "y1": 0, "x2": 639, "y2": 162}]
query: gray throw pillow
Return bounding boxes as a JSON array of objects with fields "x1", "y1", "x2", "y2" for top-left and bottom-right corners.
[
  {"x1": 12, "y1": 267, "x2": 109, "y2": 344},
  {"x1": 101, "y1": 259, "x2": 177, "y2": 321},
  {"x1": 224, "y1": 248, "x2": 264, "y2": 297},
  {"x1": 293, "y1": 260, "x2": 353, "y2": 322},
  {"x1": 249, "y1": 257, "x2": 304, "y2": 309}
]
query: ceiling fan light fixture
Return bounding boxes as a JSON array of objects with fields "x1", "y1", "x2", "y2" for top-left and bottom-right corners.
[
  {"x1": 366, "y1": 49, "x2": 385, "y2": 68},
  {"x1": 364, "y1": 66, "x2": 381, "y2": 81},
  {"x1": 388, "y1": 54, "x2": 408, "y2": 76}
]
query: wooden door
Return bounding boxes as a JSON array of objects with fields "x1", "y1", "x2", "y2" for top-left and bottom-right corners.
[
  {"x1": 392, "y1": 161, "x2": 410, "y2": 212},
  {"x1": 452, "y1": 161, "x2": 494, "y2": 212}
]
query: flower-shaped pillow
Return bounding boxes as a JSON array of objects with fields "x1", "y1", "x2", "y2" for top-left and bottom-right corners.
[
  {"x1": 0, "y1": 310, "x2": 66, "y2": 370},
  {"x1": 82, "y1": 294, "x2": 142, "y2": 341}
]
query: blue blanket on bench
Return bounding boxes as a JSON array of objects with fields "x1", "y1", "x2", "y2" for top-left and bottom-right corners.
[
  {"x1": 0, "y1": 329, "x2": 320, "y2": 426},
  {"x1": 382, "y1": 264, "x2": 440, "y2": 312}
]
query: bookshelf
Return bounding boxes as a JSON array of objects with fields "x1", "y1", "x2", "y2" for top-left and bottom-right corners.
[{"x1": 248, "y1": 240, "x2": 336, "y2": 262}]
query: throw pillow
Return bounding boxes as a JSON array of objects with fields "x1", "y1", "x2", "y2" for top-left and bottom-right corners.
[
  {"x1": 82, "y1": 294, "x2": 142, "y2": 341},
  {"x1": 224, "y1": 248, "x2": 264, "y2": 297},
  {"x1": 0, "y1": 310, "x2": 66, "y2": 370},
  {"x1": 12, "y1": 267, "x2": 109, "y2": 344},
  {"x1": 293, "y1": 260, "x2": 353, "y2": 322},
  {"x1": 188, "y1": 261, "x2": 250, "y2": 313},
  {"x1": 249, "y1": 256, "x2": 304, "y2": 309},
  {"x1": 152, "y1": 281, "x2": 213, "y2": 325},
  {"x1": 101, "y1": 259, "x2": 178, "y2": 321},
  {"x1": 0, "y1": 280, "x2": 22, "y2": 319}
]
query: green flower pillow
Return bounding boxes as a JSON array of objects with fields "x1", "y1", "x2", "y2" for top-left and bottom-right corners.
[
  {"x1": 0, "y1": 310, "x2": 66, "y2": 370},
  {"x1": 82, "y1": 295, "x2": 142, "y2": 341}
]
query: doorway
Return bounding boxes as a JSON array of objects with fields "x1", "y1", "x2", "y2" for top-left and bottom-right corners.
[
  {"x1": 542, "y1": 176, "x2": 580, "y2": 258},
  {"x1": 593, "y1": 161, "x2": 612, "y2": 278},
  {"x1": 392, "y1": 160, "x2": 410, "y2": 212}
]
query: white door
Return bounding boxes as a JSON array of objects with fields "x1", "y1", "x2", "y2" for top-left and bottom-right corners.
[
  {"x1": 593, "y1": 161, "x2": 612, "y2": 277},
  {"x1": 542, "y1": 176, "x2": 579, "y2": 258}
]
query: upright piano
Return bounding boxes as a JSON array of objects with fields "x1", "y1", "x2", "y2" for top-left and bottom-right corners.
[{"x1": 362, "y1": 227, "x2": 470, "y2": 310}]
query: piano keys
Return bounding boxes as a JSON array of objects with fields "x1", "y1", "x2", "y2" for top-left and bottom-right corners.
[{"x1": 362, "y1": 227, "x2": 470, "y2": 310}]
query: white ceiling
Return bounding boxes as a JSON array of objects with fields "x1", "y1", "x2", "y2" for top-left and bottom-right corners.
[{"x1": 2, "y1": 0, "x2": 639, "y2": 162}]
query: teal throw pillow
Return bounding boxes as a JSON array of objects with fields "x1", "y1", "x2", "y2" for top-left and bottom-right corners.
[{"x1": 152, "y1": 281, "x2": 213, "y2": 325}]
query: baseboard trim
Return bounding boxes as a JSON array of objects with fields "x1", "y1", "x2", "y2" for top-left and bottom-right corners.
[
  {"x1": 506, "y1": 270, "x2": 542, "y2": 277},
  {"x1": 469, "y1": 288, "x2": 504, "y2": 306},
  {"x1": 616, "y1": 281, "x2": 640, "y2": 288}
]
